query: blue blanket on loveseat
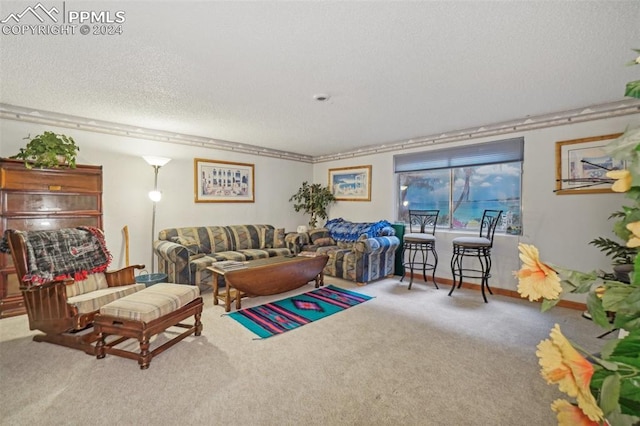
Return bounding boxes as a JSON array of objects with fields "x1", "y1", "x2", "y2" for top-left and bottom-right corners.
[{"x1": 324, "y1": 218, "x2": 395, "y2": 242}]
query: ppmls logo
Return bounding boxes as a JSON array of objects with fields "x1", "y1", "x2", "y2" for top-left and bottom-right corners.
[
  {"x1": 1, "y1": 2, "x2": 60, "y2": 24},
  {"x1": 1, "y1": 2, "x2": 126, "y2": 36}
]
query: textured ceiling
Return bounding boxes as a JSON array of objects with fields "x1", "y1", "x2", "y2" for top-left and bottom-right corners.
[{"x1": 1, "y1": 1, "x2": 639, "y2": 158}]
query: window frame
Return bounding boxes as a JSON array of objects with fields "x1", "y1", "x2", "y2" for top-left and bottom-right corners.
[{"x1": 395, "y1": 138, "x2": 524, "y2": 234}]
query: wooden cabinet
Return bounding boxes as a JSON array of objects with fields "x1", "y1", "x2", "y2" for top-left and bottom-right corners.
[{"x1": 0, "y1": 158, "x2": 103, "y2": 318}]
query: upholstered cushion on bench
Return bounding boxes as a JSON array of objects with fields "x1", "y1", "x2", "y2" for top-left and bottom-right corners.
[
  {"x1": 68, "y1": 284, "x2": 145, "y2": 314},
  {"x1": 95, "y1": 283, "x2": 203, "y2": 369},
  {"x1": 64, "y1": 273, "x2": 109, "y2": 297},
  {"x1": 99, "y1": 283, "x2": 200, "y2": 322}
]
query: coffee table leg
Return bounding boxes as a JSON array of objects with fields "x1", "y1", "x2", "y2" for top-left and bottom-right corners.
[
  {"x1": 213, "y1": 272, "x2": 219, "y2": 306},
  {"x1": 236, "y1": 288, "x2": 242, "y2": 310}
]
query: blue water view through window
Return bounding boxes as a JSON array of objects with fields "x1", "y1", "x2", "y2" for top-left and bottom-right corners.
[{"x1": 395, "y1": 139, "x2": 523, "y2": 234}]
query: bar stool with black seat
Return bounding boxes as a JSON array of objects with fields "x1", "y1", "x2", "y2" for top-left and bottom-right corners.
[
  {"x1": 449, "y1": 209, "x2": 503, "y2": 303},
  {"x1": 400, "y1": 209, "x2": 439, "y2": 290}
]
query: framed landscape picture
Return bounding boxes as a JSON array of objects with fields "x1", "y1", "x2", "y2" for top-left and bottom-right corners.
[
  {"x1": 328, "y1": 165, "x2": 372, "y2": 201},
  {"x1": 194, "y1": 158, "x2": 255, "y2": 202},
  {"x1": 554, "y1": 133, "x2": 623, "y2": 195}
]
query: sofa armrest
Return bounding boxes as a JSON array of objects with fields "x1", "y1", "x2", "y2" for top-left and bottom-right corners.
[
  {"x1": 105, "y1": 264, "x2": 145, "y2": 287},
  {"x1": 154, "y1": 240, "x2": 190, "y2": 263},
  {"x1": 285, "y1": 232, "x2": 304, "y2": 254},
  {"x1": 353, "y1": 236, "x2": 400, "y2": 255}
]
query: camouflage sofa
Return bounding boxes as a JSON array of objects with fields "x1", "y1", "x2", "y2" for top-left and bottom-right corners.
[
  {"x1": 153, "y1": 224, "x2": 297, "y2": 285},
  {"x1": 294, "y1": 218, "x2": 400, "y2": 285}
]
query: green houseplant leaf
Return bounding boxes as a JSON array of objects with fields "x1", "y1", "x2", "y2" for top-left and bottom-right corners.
[
  {"x1": 11, "y1": 131, "x2": 79, "y2": 169},
  {"x1": 625, "y1": 80, "x2": 640, "y2": 99},
  {"x1": 289, "y1": 181, "x2": 336, "y2": 228}
]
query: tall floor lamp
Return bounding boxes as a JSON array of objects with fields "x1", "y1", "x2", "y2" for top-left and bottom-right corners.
[{"x1": 143, "y1": 156, "x2": 171, "y2": 272}]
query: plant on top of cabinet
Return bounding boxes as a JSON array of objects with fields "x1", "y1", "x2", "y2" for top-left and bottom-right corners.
[{"x1": 11, "y1": 131, "x2": 79, "y2": 169}]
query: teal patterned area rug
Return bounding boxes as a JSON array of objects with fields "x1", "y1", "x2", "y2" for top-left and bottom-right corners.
[{"x1": 227, "y1": 285, "x2": 373, "y2": 338}]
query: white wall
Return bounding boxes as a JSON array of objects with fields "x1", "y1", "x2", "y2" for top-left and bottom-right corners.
[
  {"x1": 0, "y1": 119, "x2": 312, "y2": 271},
  {"x1": 2, "y1": 113, "x2": 639, "y2": 301},
  {"x1": 313, "y1": 114, "x2": 640, "y2": 301}
]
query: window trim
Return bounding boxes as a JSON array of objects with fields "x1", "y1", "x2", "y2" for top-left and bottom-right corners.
[{"x1": 394, "y1": 137, "x2": 524, "y2": 173}]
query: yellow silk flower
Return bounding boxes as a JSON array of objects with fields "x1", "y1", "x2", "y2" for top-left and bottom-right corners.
[
  {"x1": 606, "y1": 169, "x2": 631, "y2": 193},
  {"x1": 537, "y1": 325, "x2": 603, "y2": 422},
  {"x1": 626, "y1": 221, "x2": 640, "y2": 248},
  {"x1": 515, "y1": 243, "x2": 562, "y2": 301},
  {"x1": 551, "y1": 399, "x2": 599, "y2": 426}
]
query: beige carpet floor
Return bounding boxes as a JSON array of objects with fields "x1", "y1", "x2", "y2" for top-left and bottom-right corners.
[{"x1": 0, "y1": 276, "x2": 607, "y2": 425}]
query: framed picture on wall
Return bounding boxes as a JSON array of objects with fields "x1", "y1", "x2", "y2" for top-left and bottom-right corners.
[
  {"x1": 194, "y1": 158, "x2": 255, "y2": 202},
  {"x1": 328, "y1": 165, "x2": 372, "y2": 201},
  {"x1": 555, "y1": 133, "x2": 623, "y2": 195}
]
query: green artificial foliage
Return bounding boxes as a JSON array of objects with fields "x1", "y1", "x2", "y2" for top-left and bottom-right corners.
[
  {"x1": 11, "y1": 131, "x2": 79, "y2": 169},
  {"x1": 515, "y1": 48, "x2": 640, "y2": 426},
  {"x1": 624, "y1": 49, "x2": 640, "y2": 99},
  {"x1": 590, "y1": 237, "x2": 638, "y2": 265},
  {"x1": 289, "y1": 181, "x2": 336, "y2": 228}
]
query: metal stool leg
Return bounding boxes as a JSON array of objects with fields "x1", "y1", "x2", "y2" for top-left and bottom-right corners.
[
  {"x1": 449, "y1": 247, "x2": 460, "y2": 296},
  {"x1": 429, "y1": 244, "x2": 439, "y2": 289},
  {"x1": 403, "y1": 241, "x2": 438, "y2": 290}
]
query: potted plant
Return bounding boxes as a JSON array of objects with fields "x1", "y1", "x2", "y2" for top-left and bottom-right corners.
[
  {"x1": 11, "y1": 131, "x2": 79, "y2": 169},
  {"x1": 289, "y1": 181, "x2": 336, "y2": 229},
  {"x1": 590, "y1": 210, "x2": 640, "y2": 282}
]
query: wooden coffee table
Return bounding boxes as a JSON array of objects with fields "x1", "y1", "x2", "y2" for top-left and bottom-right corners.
[{"x1": 207, "y1": 255, "x2": 328, "y2": 312}]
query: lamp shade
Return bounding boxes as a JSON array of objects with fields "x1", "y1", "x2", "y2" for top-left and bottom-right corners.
[{"x1": 143, "y1": 156, "x2": 171, "y2": 167}]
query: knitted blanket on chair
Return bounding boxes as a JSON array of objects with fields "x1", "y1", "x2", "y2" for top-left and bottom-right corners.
[{"x1": 19, "y1": 226, "x2": 112, "y2": 284}]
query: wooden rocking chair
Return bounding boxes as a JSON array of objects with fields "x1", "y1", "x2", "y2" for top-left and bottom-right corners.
[{"x1": 6, "y1": 228, "x2": 145, "y2": 355}]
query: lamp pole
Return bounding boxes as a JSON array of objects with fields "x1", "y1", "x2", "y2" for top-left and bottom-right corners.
[
  {"x1": 150, "y1": 164, "x2": 160, "y2": 273},
  {"x1": 143, "y1": 156, "x2": 171, "y2": 274}
]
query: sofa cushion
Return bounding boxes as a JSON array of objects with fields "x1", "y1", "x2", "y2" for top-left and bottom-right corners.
[
  {"x1": 314, "y1": 236, "x2": 336, "y2": 246},
  {"x1": 213, "y1": 251, "x2": 247, "y2": 262},
  {"x1": 65, "y1": 272, "x2": 109, "y2": 298},
  {"x1": 190, "y1": 255, "x2": 216, "y2": 273},
  {"x1": 239, "y1": 249, "x2": 270, "y2": 260},
  {"x1": 67, "y1": 283, "x2": 145, "y2": 314},
  {"x1": 170, "y1": 236, "x2": 201, "y2": 254},
  {"x1": 227, "y1": 225, "x2": 265, "y2": 251},
  {"x1": 261, "y1": 227, "x2": 286, "y2": 249},
  {"x1": 265, "y1": 248, "x2": 291, "y2": 257},
  {"x1": 309, "y1": 228, "x2": 331, "y2": 242}
]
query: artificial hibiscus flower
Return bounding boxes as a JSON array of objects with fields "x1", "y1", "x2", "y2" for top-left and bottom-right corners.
[
  {"x1": 626, "y1": 221, "x2": 640, "y2": 248},
  {"x1": 606, "y1": 169, "x2": 631, "y2": 192},
  {"x1": 550, "y1": 399, "x2": 599, "y2": 426},
  {"x1": 537, "y1": 325, "x2": 603, "y2": 422},
  {"x1": 515, "y1": 243, "x2": 562, "y2": 301}
]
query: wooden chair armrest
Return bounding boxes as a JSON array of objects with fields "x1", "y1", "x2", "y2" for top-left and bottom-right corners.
[
  {"x1": 19, "y1": 278, "x2": 73, "y2": 291},
  {"x1": 105, "y1": 264, "x2": 145, "y2": 287},
  {"x1": 21, "y1": 279, "x2": 76, "y2": 333}
]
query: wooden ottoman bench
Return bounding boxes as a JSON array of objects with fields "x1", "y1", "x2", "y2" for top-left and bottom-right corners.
[{"x1": 94, "y1": 283, "x2": 203, "y2": 369}]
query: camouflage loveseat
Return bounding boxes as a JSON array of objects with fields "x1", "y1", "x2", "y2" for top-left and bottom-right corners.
[{"x1": 153, "y1": 225, "x2": 296, "y2": 285}]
